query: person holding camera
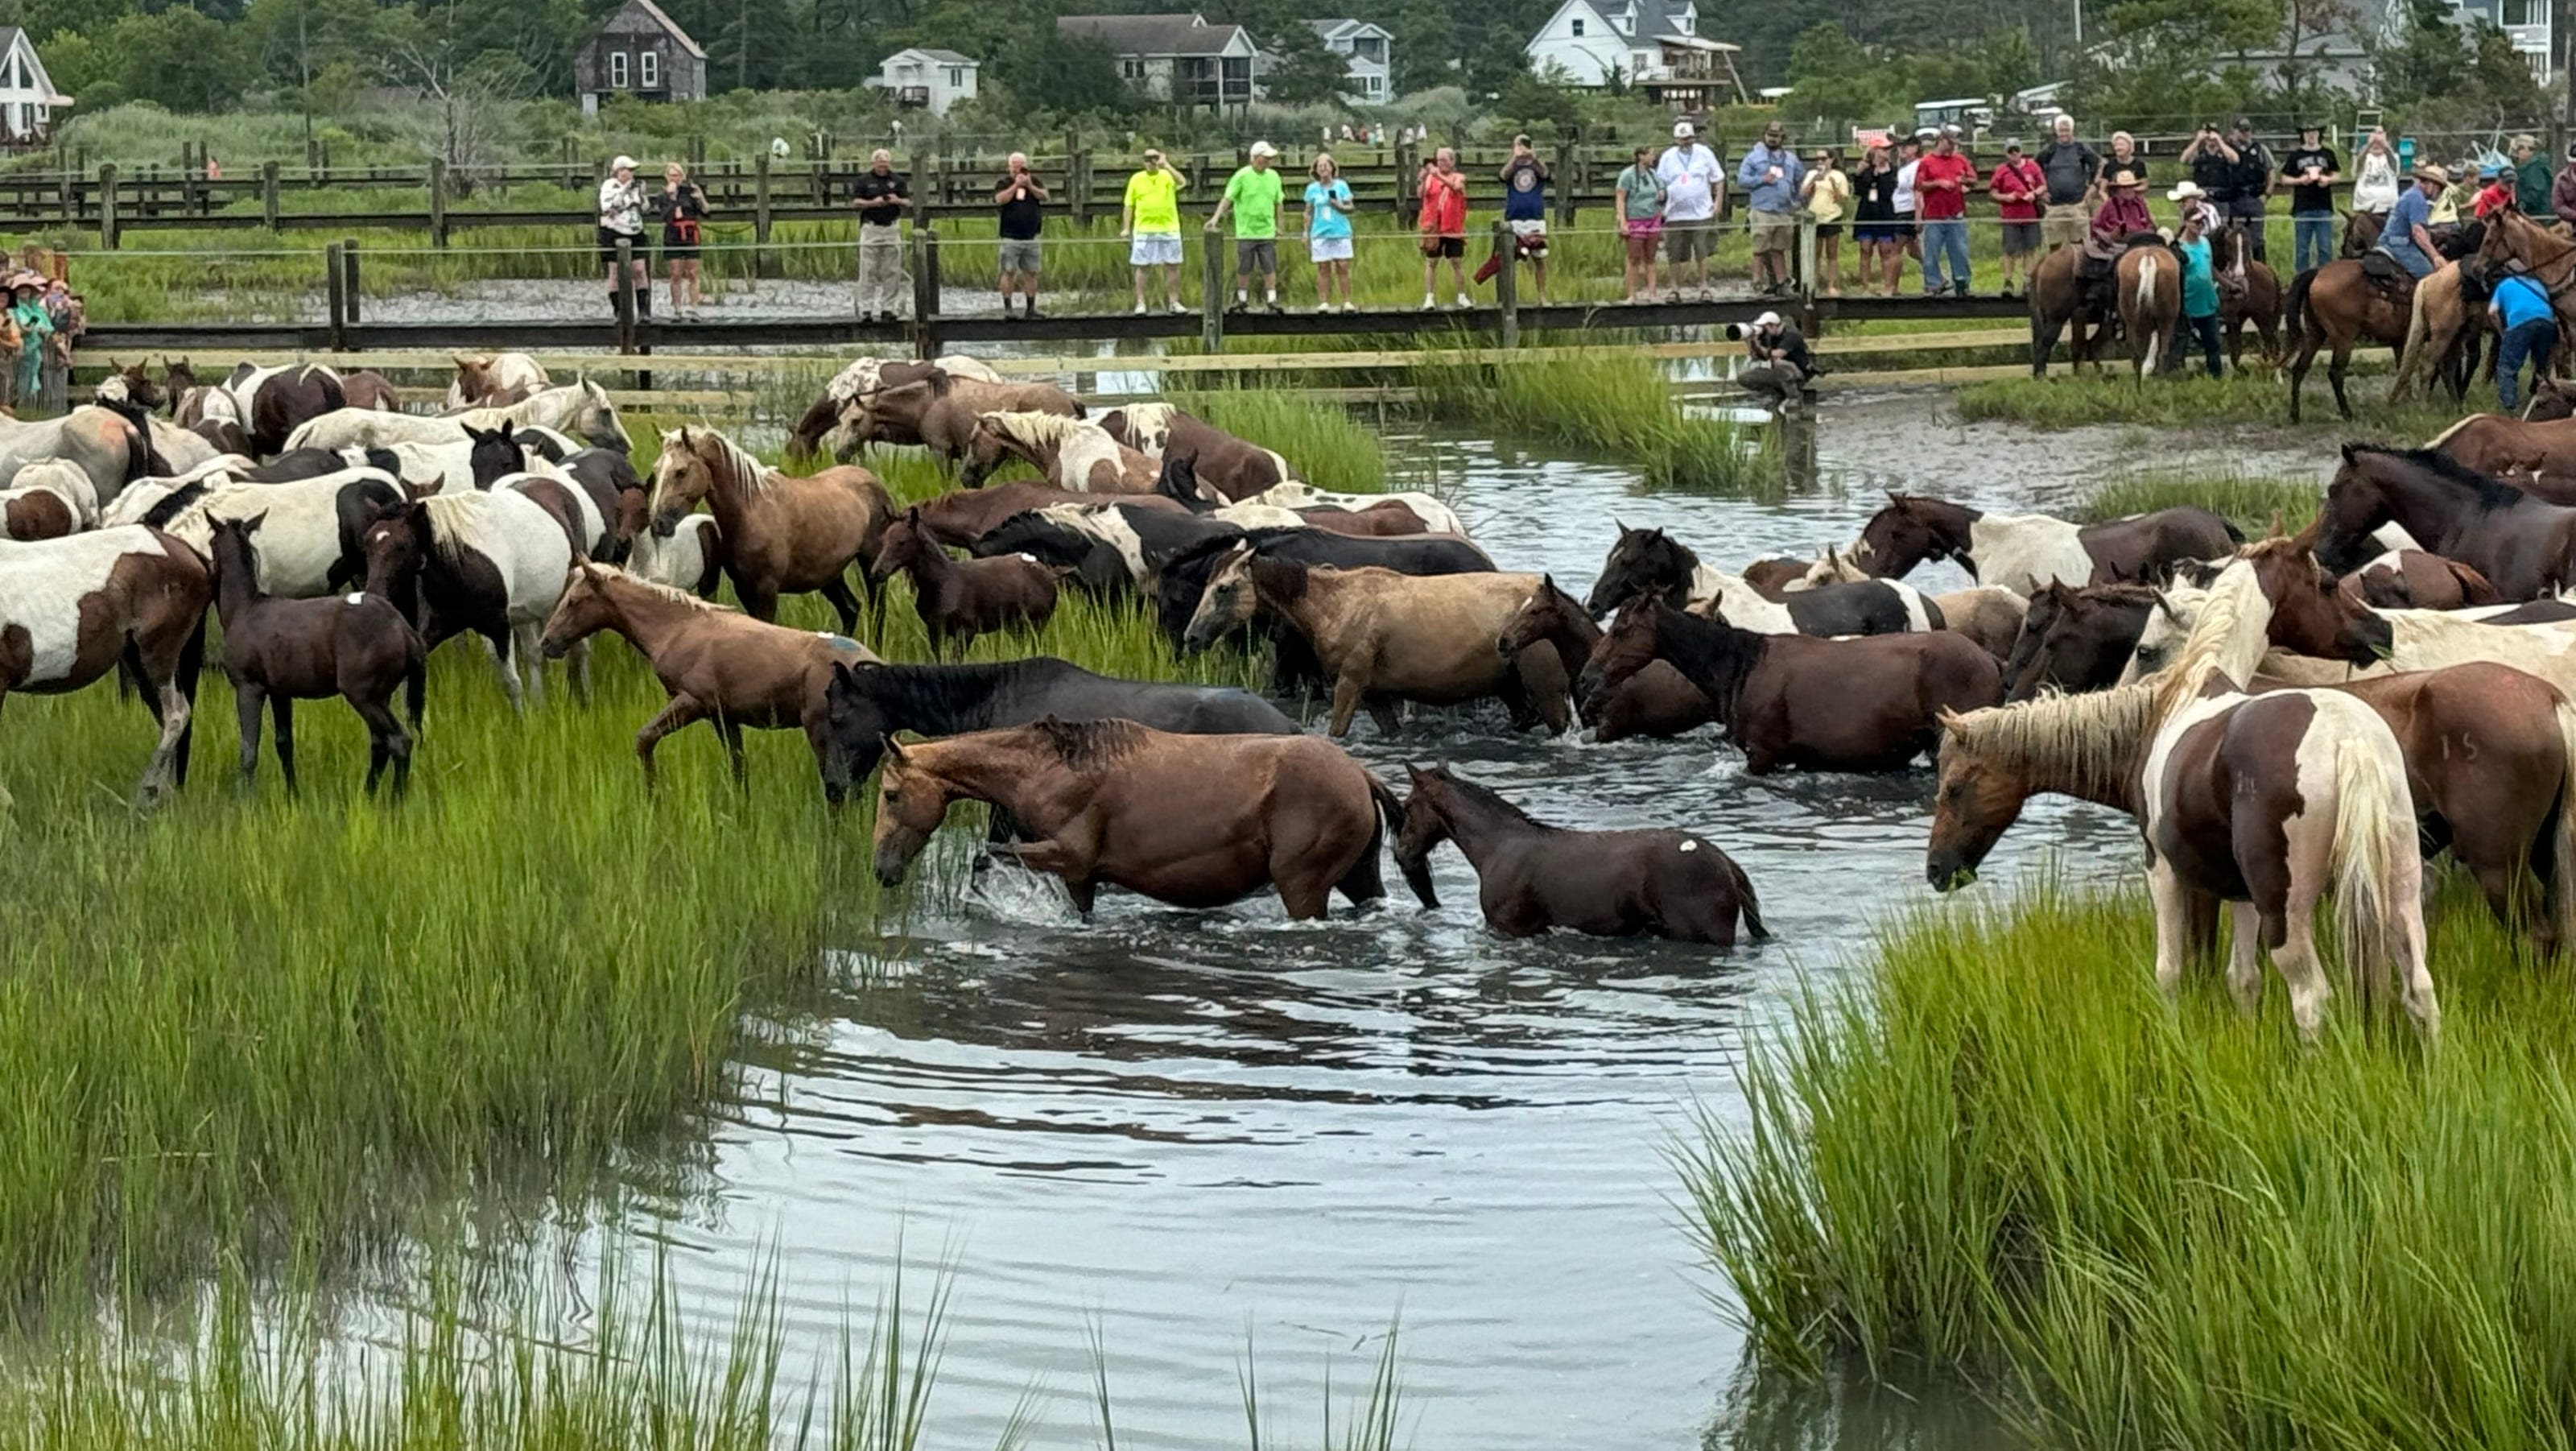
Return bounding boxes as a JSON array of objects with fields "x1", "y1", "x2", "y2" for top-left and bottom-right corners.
[
  {"x1": 2182, "y1": 118, "x2": 2271, "y2": 262},
  {"x1": 1735, "y1": 310, "x2": 1815, "y2": 409},
  {"x1": 993, "y1": 151, "x2": 1050, "y2": 320},
  {"x1": 655, "y1": 162, "x2": 709, "y2": 319}
]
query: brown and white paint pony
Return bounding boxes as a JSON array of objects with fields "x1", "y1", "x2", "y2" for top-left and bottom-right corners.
[
  {"x1": 0, "y1": 458, "x2": 98, "y2": 539},
  {"x1": 446, "y1": 352, "x2": 552, "y2": 410},
  {"x1": 785, "y1": 353, "x2": 1003, "y2": 457},
  {"x1": 0, "y1": 524, "x2": 212, "y2": 804},
  {"x1": 959, "y1": 411, "x2": 1162, "y2": 494}
]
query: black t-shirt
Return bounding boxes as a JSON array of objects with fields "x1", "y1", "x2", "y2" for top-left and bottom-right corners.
[
  {"x1": 852, "y1": 171, "x2": 907, "y2": 226},
  {"x1": 2281, "y1": 146, "x2": 2337, "y2": 213},
  {"x1": 1755, "y1": 326, "x2": 1814, "y2": 373},
  {"x1": 2190, "y1": 146, "x2": 2238, "y2": 200},
  {"x1": 2231, "y1": 141, "x2": 2272, "y2": 205},
  {"x1": 996, "y1": 176, "x2": 1042, "y2": 239},
  {"x1": 1853, "y1": 165, "x2": 1898, "y2": 222},
  {"x1": 658, "y1": 184, "x2": 706, "y2": 243}
]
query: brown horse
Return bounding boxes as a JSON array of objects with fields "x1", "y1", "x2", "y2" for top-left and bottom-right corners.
[
  {"x1": 2343, "y1": 209, "x2": 2385, "y2": 256},
  {"x1": 538, "y1": 561, "x2": 879, "y2": 797},
  {"x1": 1852, "y1": 494, "x2": 2240, "y2": 593},
  {"x1": 2116, "y1": 246, "x2": 2181, "y2": 378},
  {"x1": 205, "y1": 513, "x2": 423, "y2": 796},
  {"x1": 1391, "y1": 763, "x2": 1767, "y2": 945},
  {"x1": 647, "y1": 426, "x2": 892, "y2": 628},
  {"x1": 825, "y1": 373, "x2": 1080, "y2": 460},
  {"x1": 2285, "y1": 259, "x2": 2414, "y2": 420},
  {"x1": 2338, "y1": 549, "x2": 2500, "y2": 610},
  {"x1": 2216, "y1": 228, "x2": 2283, "y2": 368},
  {"x1": 2026, "y1": 244, "x2": 2112, "y2": 375},
  {"x1": 959, "y1": 412, "x2": 1159, "y2": 494},
  {"x1": 910, "y1": 481, "x2": 1186, "y2": 550},
  {"x1": 2427, "y1": 411, "x2": 2576, "y2": 487},
  {"x1": 339, "y1": 370, "x2": 402, "y2": 411},
  {"x1": 2310, "y1": 444, "x2": 2576, "y2": 601},
  {"x1": 1496, "y1": 575, "x2": 1713, "y2": 740},
  {"x1": 2004, "y1": 581, "x2": 2162, "y2": 700},
  {"x1": 0, "y1": 525, "x2": 210, "y2": 805},
  {"x1": 1096, "y1": 403, "x2": 1298, "y2": 501},
  {"x1": 871, "y1": 507, "x2": 1059, "y2": 654},
  {"x1": 2479, "y1": 209, "x2": 2576, "y2": 319},
  {"x1": 870, "y1": 718, "x2": 1423, "y2": 919},
  {"x1": 1580, "y1": 601, "x2": 2002, "y2": 773},
  {"x1": 1183, "y1": 552, "x2": 1567, "y2": 736}
]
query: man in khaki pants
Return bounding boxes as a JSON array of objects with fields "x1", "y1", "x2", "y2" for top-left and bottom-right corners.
[
  {"x1": 849, "y1": 149, "x2": 911, "y2": 320},
  {"x1": 2033, "y1": 114, "x2": 2099, "y2": 253}
]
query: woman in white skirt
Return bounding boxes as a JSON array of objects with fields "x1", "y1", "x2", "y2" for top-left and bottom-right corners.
[{"x1": 1302, "y1": 153, "x2": 1358, "y2": 312}]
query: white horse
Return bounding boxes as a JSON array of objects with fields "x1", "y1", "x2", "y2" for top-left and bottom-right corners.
[
  {"x1": 2122, "y1": 581, "x2": 2576, "y2": 692},
  {"x1": 627, "y1": 514, "x2": 721, "y2": 597},
  {"x1": 108, "y1": 468, "x2": 407, "y2": 597},
  {"x1": 1234, "y1": 481, "x2": 1468, "y2": 539},
  {"x1": 287, "y1": 380, "x2": 627, "y2": 455}
]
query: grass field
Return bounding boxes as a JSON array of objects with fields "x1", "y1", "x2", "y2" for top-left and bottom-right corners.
[
  {"x1": 2081, "y1": 469, "x2": 2324, "y2": 532},
  {"x1": 1686, "y1": 877, "x2": 2576, "y2": 1451},
  {"x1": 1414, "y1": 350, "x2": 1782, "y2": 494},
  {"x1": 1952, "y1": 368, "x2": 2482, "y2": 437}
]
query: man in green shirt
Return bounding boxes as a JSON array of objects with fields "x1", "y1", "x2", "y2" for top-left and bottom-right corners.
[
  {"x1": 1206, "y1": 139, "x2": 1285, "y2": 312},
  {"x1": 2514, "y1": 134, "x2": 2552, "y2": 217}
]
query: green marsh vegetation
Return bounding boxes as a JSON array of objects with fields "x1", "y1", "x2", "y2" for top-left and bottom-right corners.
[
  {"x1": 1415, "y1": 349, "x2": 1784, "y2": 494},
  {"x1": 1953, "y1": 369, "x2": 2476, "y2": 437},
  {"x1": 2079, "y1": 469, "x2": 2323, "y2": 533},
  {"x1": 1688, "y1": 877, "x2": 2576, "y2": 1451}
]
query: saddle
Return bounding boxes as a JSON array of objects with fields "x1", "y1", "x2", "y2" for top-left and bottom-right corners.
[{"x1": 2359, "y1": 248, "x2": 2417, "y2": 304}]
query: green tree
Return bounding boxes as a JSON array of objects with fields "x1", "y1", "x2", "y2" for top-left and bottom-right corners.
[
  {"x1": 105, "y1": 9, "x2": 245, "y2": 111},
  {"x1": 989, "y1": 29, "x2": 1132, "y2": 119},
  {"x1": 1781, "y1": 23, "x2": 1903, "y2": 126},
  {"x1": 1262, "y1": 23, "x2": 1352, "y2": 105},
  {"x1": 10, "y1": 0, "x2": 132, "y2": 46}
]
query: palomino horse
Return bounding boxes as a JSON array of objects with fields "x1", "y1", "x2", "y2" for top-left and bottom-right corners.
[
  {"x1": 2388, "y1": 260, "x2": 2487, "y2": 402},
  {"x1": 359, "y1": 490, "x2": 579, "y2": 712},
  {"x1": 1183, "y1": 552, "x2": 1569, "y2": 735},
  {"x1": 1584, "y1": 523, "x2": 1938, "y2": 635},
  {"x1": 1579, "y1": 601, "x2": 2003, "y2": 773},
  {"x1": 1935, "y1": 556, "x2": 2435, "y2": 1041},
  {"x1": 1851, "y1": 494, "x2": 2240, "y2": 593},
  {"x1": 2285, "y1": 258, "x2": 2417, "y2": 420},
  {"x1": 2310, "y1": 443, "x2": 2576, "y2": 600},
  {"x1": 960, "y1": 411, "x2": 1159, "y2": 494},
  {"x1": 0, "y1": 459, "x2": 98, "y2": 539},
  {"x1": 0, "y1": 525, "x2": 211, "y2": 804},
  {"x1": 1496, "y1": 576, "x2": 1714, "y2": 741},
  {"x1": 1391, "y1": 763, "x2": 1768, "y2": 945},
  {"x1": 785, "y1": 354, "x2": 1005, "y2": 457},
  {"x1": 537, "y1": 562, "x2": 878, "y2": 798},
  {"x1": 205, "y1": 514, "x2": 423, "y2": 796},
  {"x1": 870, "y1": 507, "x2": 1059, "y2": 654},
  {"x1": 870, "y1": 718, "x2": 1424, "y2": 919},
  {"x1": 1096, "y1": 403, "x2": 1297, "y2": 500},
  {"x1": 647, "y1": 426, "x2": 893, "y2": 629},
  {"x1": 818, "y1": 655, "x2": 1296, "y2": 786},
  {"x1": 2115, "y1": 245, "x2": 2180, "y2": 378},
  {"x1": 287, "y1": 380, "x2": 629, "y2": 455}
]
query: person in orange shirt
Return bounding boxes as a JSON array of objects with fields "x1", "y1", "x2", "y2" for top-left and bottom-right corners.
[{"x1": 2474, "y1": 163, "x2": 2518, "y2": 221}]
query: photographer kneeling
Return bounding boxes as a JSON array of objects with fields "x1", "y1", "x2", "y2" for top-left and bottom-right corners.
[{"x1": 1734, "y1": 311, "x2": 1818, "y2": 410}]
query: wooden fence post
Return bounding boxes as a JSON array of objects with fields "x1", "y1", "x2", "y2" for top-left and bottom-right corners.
[
  {"x1": 753, "y1": 152, "x2": 773, "y2": 269},
  {"x1": 97, "y1": 163, "x2": 117, "y2": 249},
  {"x1": 1199, "y1": 238, "x2": 1224, "y2": 352},
  {"x1": 613, "y1": 238, "x2": 635, "y2": 353},
  {"x1": 427, "y1": 159, "x2": 448, "y2": 248},
  {"x1": 261, "y1": 161, "x2": 279, "y2": 232},
  {"x1": 1394, "y1": 139, "x2": 1417, "y2": 219},
  {"x1": 341, "y1": 238, "x2": 361, "y2": 328},
  {"x1": 1555, "y1": 135, "x2": 1577, "y2": 225},
  {"x1": 324, "y1": 242, "x2": 345, "y2": 352},
  {"x1": 1492, "y1": 219, "x2": 1518, "y2": 349},
  {"x1": 912, "y1": 226, "x2": 939, "y2": 359}
]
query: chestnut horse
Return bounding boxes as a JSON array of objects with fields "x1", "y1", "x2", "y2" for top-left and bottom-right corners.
[
  {"x1": 869, "y1": 717, "x2": 1424, "y2": 919},
  {"x1": 1391, "y1": 763, "x2": 1767, "y2": 945},
  {"x1": 870, "y1": 507, "x2": 1059, "y2": 654},
  {"x1": 647, "y1": 426, "x2": 893, "y2": 629},
  {"x1": 537, "y1": 561, "x2": 878, "y2": 797},
  {"x1": 1579, "y1": 601, "x2": 2002, "y2": 773},
  {"x1": 1496, "y1": 576, "x2": 1713, "y2": 741}
]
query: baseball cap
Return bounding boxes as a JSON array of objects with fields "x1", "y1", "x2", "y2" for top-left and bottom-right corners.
[
  {"x1": 610, "y1": 155, "x2": 637, "y2": 172},
  {"x1": 1752, "y1": 311, "x2": 1782, "y2": 329},
  {"x1": 1249, "y1": 140, "x2": 1278, "y2": 158},
  {"x1": 1673, "y1": 120, "x2": 1695, "y2": 138}
]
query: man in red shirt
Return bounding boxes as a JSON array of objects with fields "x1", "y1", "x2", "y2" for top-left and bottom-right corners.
[
  {"x1": 1913, "y1": 129, "x2": 1979, "y2": 297},
  {"x1": 1989, "y1": 139, "x2": 2045, "y2": 296},
  {"x1": 1416, "y1": 147, "x2": 1470, "y2": 310}
]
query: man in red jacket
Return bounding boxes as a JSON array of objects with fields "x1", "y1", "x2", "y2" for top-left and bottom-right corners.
[
  {"x1": 1913, "y1": 128, "x2": 1979, "y2": 297},
  {"x1": 1990, "y1": 139, "x2": 2045, "y2": 296}
]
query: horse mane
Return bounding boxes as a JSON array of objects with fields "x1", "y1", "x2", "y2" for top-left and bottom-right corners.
[
  {"x1": 138, "y1": 480, "x2": 210, "y2": 529},
  {"x1": 1031, "y1": 715, "x2": 1146, "y2": 770},
  {"x1": 847, "y1": 658, "x2": 1064, "y2": 729},
  {"x1": 2350, "y1": 444, "x2": 2526, "y2": 511},
  {"x1": 986, "y1": 411, "x2": 1091, "y2": 453},
  {"x1": 1117, "y1": 401, "x2": 1180, "y2": 432},
  {"x1": 2147, "y1": 557, "x2": 2273, "y2": 716},
  {"x1": 672, "y1": 428, "x2": 774, "y2": 495},
  {"x1": 1943, "y1": 684, "x2": 2163, "y2": 803},
  {"x1": 824, "y1": 357, "x2": 886, "y2": 403},
  {"x1": 590, "y1": 562, "x2": 734, "y2": 614},
  {"x1": 1429, "y1": 768, "x2": 1546, "y2": 829},
  {"x1": 420, "y1": 492, "x2": 511, "y2": 575},
  {"x1": 1650, "y1": 603, "x2": 1764, "y2": 719}
]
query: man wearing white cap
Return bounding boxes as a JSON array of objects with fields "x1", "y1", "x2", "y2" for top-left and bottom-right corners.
[
  {"x1": 597, "y1": 155, "x2": 649, "y2": 322},
  {"x1": 1656, "y1": 119, "x2": 1724, "y2": 300},
  {"x1": 1737, "y1": 309, "x2": 1815, "y2": 408},
  {"x1": 1208, "y1": 140, "x2": 1285, "y2": 312}
]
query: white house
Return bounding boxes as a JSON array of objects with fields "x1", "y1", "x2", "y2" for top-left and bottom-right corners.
[
  {"x1": 869, "y1": 48, "x2": 980, "y2": 114},
  {"x1": 0, "y1": 29, "x2": 68, "y2": 145},
  {"x1": 1058, "y1": 13, "x2": 1260, "y2": 109},
  {"x1": 1306, "y1": 19, "x2": 1394, "y2": 103},
  {"x1": 1525, "y1": 0, "x2": 1695, "y2": 85}
]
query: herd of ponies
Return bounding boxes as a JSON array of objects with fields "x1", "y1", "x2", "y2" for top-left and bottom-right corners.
[{"x1": 17, "y1": 350, "x2": 2576, "y2": 1018}]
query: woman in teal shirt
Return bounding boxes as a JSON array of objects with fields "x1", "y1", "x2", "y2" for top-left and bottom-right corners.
[
  {"x1": 1302, "y1": 154, "x2": 1356, "y2": 313},
  {"x1": 9, "y1": 275, "x2": 52, "y2": 411},
  {"x1": 2174, "y1": 214, "x2": 2223, "y2": 378},
  {"x1": 1614, "y1": 145, "x2": 1666, "y2": 303}
]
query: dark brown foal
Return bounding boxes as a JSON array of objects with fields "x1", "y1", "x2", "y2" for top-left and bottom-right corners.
[
  {"x1": 873, "y1": 507, "x2": 1059, "y2": 655},
  {"x1": 1496, "y1": 576, "x2": 1713, "y2": 740},
  {"x1": 207, "y1": 514, "x2": 424, "y2": 796}
]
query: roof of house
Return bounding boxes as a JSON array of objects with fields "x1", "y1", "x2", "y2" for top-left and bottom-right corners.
[
  {"x1": 1307, "y1": 18, "x2": 1391, "y2": 40},
  {"x1": 605, "y1": 0, "x2": 708, "y2": 59},
  {"x1": 903, "y1": 48, "x2": 977, "y2": 64},
  {"x1": 1056, "y1": 12, "x2": 1256, "y2": 56}
]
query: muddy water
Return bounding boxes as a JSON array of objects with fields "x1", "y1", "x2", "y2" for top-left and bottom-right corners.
[{"x1": 555, "y1": 395, "x2": 2327, "y2": 1448}]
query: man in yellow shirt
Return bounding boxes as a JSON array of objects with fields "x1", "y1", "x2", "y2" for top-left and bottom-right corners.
[{"x1": 1121, "y1": 148, "x2": 1188, "y2": 315}]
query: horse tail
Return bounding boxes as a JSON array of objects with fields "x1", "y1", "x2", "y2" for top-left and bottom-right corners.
[
  {"x1": 1368, "y1": 771, "x2": 1436, "y2": 909},
  {"x1": 2135, "y1": 255, "x2": 2162, "y2": 374},
  {"x1": 2547, "y1": 697, "x2": 2576, "y2": 957},
  {"x1": 2326, "y1": 715, "x2": 2413, "y2": 1019},
  {"x1": 1728, "y1": 853, "x2": 1771, "y2": 942},
  {"x1": 2392, "y1": 279, "x2": 2436, "y2": 397},
  {"x1": 2285, "y1": 267, "x2": 2314, "y2": 341}
]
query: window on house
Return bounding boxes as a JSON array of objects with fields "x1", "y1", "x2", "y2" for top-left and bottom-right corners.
[
  {"x1": 1121, "y1": 57, "x2": 1146, "y2": 78},
  {"x1": 609, "y1": 50, "x2": 628, "y2": 88},
  {"x1": 944, "y1": 66, "x2": 964, "y2": 86},
  {"x1": 2502, "y1": 0, "x2": 2537, "y2": 25},
  {"x1": 640, "y1": 48, "x2": 659, "y2": 88},
  {"x1": 1571, "y1": 17, "x2": 1585, "y2": 34},
  {"x1": 1674, "y1": 11, "x2": 1692, "y2": 31},
  {"x1": 1366, "y1": 74, "x2": 1383, "y2": 93}
]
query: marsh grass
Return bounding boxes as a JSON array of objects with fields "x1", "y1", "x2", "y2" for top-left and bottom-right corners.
[
  {"x1": 1954, "y1": 370, "x2": 2479, "y2": 438},
  {"x1": 0, "y1": 424, "x2": 1261, "y2": 1303},
  {"x1": 1414, "y1": 350, "x2": 1783, "y2": 495},
  {"x1": 2081, "y1": 469, "x2": 2322, "y2": 533},
  {"x1": 1167, "y1": 385, "x2": 1391, "y2": 495},
  {"x1": 1687, "y1": 877, "x2": 2576, "y2": 1451}
]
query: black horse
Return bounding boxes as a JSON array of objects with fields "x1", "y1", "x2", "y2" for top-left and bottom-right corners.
[{"x1": 820, "y1": 656, "x2": 1299, "y2": 784}]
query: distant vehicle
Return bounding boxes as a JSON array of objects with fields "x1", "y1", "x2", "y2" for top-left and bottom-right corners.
[{"x1": 1913, "y1": 97, "x2": 1994, "y2": 135}]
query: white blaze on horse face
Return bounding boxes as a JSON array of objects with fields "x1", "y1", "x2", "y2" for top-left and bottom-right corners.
[
  {"x1": 1969, "y1": 511, "x2": 2092, "y2": 595},
  {"x1": 0, "y1": 527, "x2": 170, "y2": 684}
]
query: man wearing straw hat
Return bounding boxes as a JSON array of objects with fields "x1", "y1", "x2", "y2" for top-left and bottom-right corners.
[{"x1": 2380, "y1": 163, "x2": 2446, "y2": 280}]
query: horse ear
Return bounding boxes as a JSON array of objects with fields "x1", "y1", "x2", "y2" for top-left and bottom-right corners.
[
  {"x1": 2340, "y1": 442, "x2": 2359, "y2": 463},
  {"x1": 880, "y1": 734, "x2": 906, "y2": 765},
  {"x1": 1934, "y1": 707, "x2": 1966, "y2": 735},
  {"x1": 1404, "y1": 762, "x2": 1430, "y2": 785}
]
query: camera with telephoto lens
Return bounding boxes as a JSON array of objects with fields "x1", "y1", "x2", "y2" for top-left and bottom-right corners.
[{"x1": 1724, "y1": 322, "x2": 1752, "y2": 340}]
